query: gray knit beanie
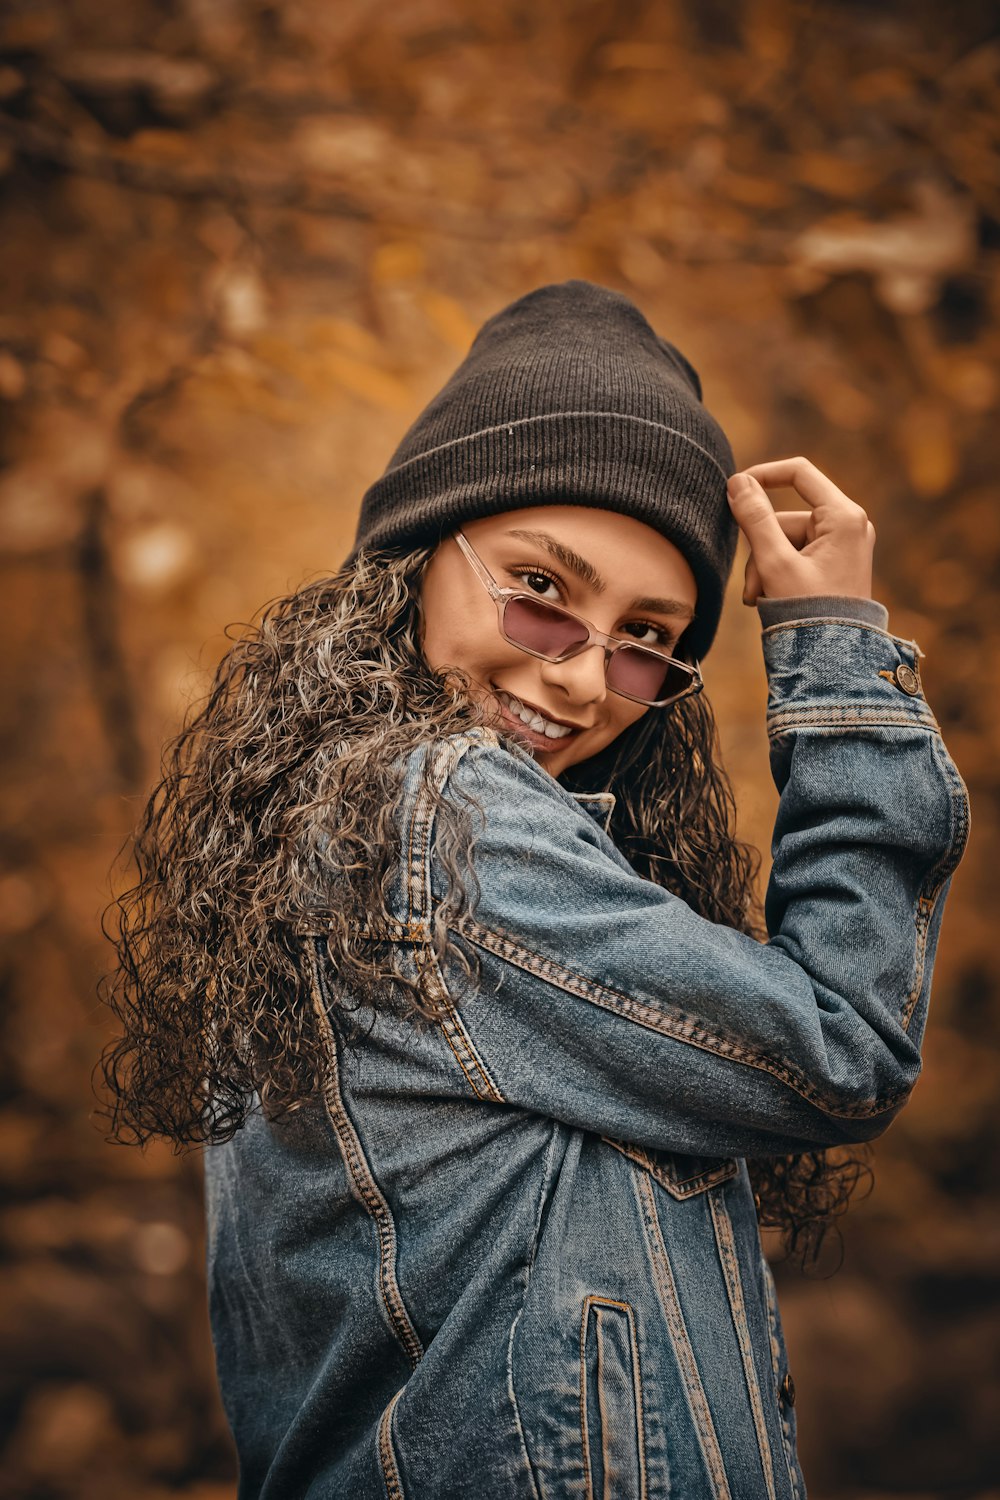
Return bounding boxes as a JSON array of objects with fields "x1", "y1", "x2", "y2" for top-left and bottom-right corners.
[{"x1": 349, "y1": 280, "x2": 737, "y2": 660}]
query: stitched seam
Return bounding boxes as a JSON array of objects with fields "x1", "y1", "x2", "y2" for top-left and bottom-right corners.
[
  {"x1": 761, "y1": 1258, "x2": 803, "y2": 1500},
  {"x1": 405, "y1": 749, "x2": 422, "y2": 930},
  {"x1": 661, "y1": 1162, "x2": 739, "y2": 1193},
  {"x1": 762, "y1": 618, "x2": 912, "y2": 643},
  {"x1": 601, "y1": 1137, "x2": 738, "y2": 1198},
  {"x1": 460, "y1": 918, "x2": 908, "y2": 1120},
  {"x1": 761, "y1": 1259, "x2": 782, "y2": 1383},
  {"x1": 378, "y1": 1389, "x2": 405, "y2": 1500},
  {"x1": 629, "y1": 1309, "x2": 649, "y2": 1500},
  {"x1": 634, "y1": 1170, "x2": 732, "y2": 1500},
  {"x1": 376, "y1": 412, "x2": 731, "y2": 484},
  {"x1": 902, "y1": 738, "x2": 971, "y2": 1029},
  {"x1": 580, "y1": 1300, "x2": 595, "y2": 1500},
  {"x1": 505, "y1": 1123, "x2": 558, "y2": 1500},
  {"x1": 416, "y1": 750, "x2": 504, "y2": 1101},
  {"x1": 708, "y1": 1196, "x2": 778, "y2": 1500},
  {"x1": 580, "y1": 1297, "x2": 648, "y2": 1500},
  {"x1": 406, "y1": 745, "x2": 504, "y2": 1103},
  {"x1": 906, "y1": 897, "x2": 933, "y2": 1032},
  {"x1": 768, "y1": 705, "x2": 937, "y2": 725},
  {"x1": 410, "y1": 756, "x2": 503, "y2": 1110},
  {"x1": 767, "y1": 708, "x2": 939, "y2": 737},
  {"x1": 507, "y1": 1317, "x2": 543, "y2": 1500},
  {"x1": 357, "y1": 918, "x2": 426, "y2": 942},
  {"x1": 308, "y1": 944, "x2": 424, "y2": 1371},
  {"x1": 597, "y1": 1310, "x2": 612, "y2": 1497}
]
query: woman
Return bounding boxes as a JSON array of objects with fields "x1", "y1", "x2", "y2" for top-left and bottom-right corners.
[{"x1": 103, "y1": 281, "x2": 969, "y2": 1498}]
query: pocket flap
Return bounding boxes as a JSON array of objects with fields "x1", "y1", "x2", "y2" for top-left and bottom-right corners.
[{"x1": 602, "y1": 1137, "x2": 739, "y2": 1198}]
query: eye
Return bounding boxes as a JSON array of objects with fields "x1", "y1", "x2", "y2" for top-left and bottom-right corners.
[
  {"x1": 510, "y1": 565, "x2": 562, "y2": 602},
  {"x1": 619, "y1": 619, "x2": 675, "y2": 650}
]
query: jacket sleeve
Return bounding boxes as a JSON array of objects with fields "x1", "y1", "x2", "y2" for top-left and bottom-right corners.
[{"x1": 417, "y1": 617, "x2": 969, "y2": 1158}]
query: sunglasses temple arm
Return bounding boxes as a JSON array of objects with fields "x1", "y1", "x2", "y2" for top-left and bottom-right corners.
[{"x1": 453, "y1": 532, "x2": 502, "y2": 601}]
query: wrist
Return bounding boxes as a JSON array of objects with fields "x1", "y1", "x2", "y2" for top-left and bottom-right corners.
[{"x1": 757, "y1": 595, "x2": 889, "y2": 630}]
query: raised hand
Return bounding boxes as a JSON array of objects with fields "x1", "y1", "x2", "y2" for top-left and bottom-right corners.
[{"x1": 726, "y1": 457, "x2": 876, "y2": 605}]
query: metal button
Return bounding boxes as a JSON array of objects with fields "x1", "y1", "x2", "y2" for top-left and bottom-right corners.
[
  {"x1": 781, "y1": 1372, "x2": 796, "y2": 1407},
  {"x1": 894, "y1": 663, "x2": 920, "y2": 696}
]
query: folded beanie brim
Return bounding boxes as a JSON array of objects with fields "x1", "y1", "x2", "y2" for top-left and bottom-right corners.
[
  {"x1": 349, "y1": 280, "x2": 737, "y2": 660},
  {"x1": 349, "y1": 410, "x2": 733, "y2": 662}
]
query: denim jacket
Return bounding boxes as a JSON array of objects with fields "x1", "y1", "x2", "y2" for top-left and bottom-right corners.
[{"x1": 204, "y1": 612, "x2": 969, "y2": 1499}]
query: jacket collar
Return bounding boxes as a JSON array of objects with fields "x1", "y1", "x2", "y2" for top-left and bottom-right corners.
[{"x1": 569, "y1": 791, "x2": 616, "y2": 832}]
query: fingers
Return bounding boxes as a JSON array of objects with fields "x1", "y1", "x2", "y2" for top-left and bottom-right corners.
[
  {"x1": 775, "y1": 512, "x2": 813, "y2": 547},
  {"x1": 741, "y1": 515, "x2": 811, "y2": 604},
  {"x1": 728, "y1": 473, "x2": 800, "y2": 604},
  {"x1": 735, "y1": 458, "x2": 871, "y2": 564},
  {"x1": 741, "y1": 459, "x2": 873, "y2": 559},
  {"x1": 742, "y1": 456, "x2": 856, "y2": 511},
  {"x1": 743, "y1": 554, "x2": 762, "y2": 606},
  {"x1": 730, "y1": 459, "x2": 876, "y2": 602},
  {"x1": 726, "y1": 471, "x2": 786, "y2": 543}
]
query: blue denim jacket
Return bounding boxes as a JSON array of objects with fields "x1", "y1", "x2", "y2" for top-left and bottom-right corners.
[{"x1": 204, "y1": 613, "x2": 969, "y2": 1499}]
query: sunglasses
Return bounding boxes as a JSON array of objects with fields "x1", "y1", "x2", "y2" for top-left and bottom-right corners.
[{"x1": 453, "y1": 531, "x2": 703, "y2": 709}]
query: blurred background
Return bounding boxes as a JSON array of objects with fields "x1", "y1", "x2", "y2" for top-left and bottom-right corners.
[{"x1": 1, "y1": 0, "x2": 998, "y2": 1496}]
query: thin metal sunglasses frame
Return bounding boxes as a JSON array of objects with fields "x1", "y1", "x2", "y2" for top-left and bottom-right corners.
[{"x1": 452, "y1": 529, "x2": 704, "y2": 709}]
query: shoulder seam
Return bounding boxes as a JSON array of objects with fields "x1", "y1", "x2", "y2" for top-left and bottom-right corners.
[
  {"x1": 405, "y1": 737, "x2": 505, "y2": 1106},
  {"x1": 458, "y1": 918, "x2": 908, "y2": 1122}
]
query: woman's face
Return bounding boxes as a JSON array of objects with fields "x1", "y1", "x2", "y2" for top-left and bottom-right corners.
[{"x1": 419, "y1": 505, "x2": 698, "y2": 777}]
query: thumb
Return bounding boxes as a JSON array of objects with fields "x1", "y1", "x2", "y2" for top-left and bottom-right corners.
[
  {"x1": 743, "y1": 554, "x2": 763, "y2": 606},
  {"x1": 726, "y1": 472, "x2": 792, "y2": 569}
]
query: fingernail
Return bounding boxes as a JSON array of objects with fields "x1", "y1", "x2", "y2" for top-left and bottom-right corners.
[{"x1": 727, "y1": 473, "x2": 752, "y2": 496}]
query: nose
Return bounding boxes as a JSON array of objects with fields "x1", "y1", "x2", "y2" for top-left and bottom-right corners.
[{"x1": 538, "y1": 643, "x2": 609, "y2": 706}]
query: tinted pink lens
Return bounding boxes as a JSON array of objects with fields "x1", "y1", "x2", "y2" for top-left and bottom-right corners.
[
  {"x1": 503, "y1": 596, "x2": 589, "y2": 658},
  {"x1": 607, "y1": 646, "x2": 690, "y2": 704}
]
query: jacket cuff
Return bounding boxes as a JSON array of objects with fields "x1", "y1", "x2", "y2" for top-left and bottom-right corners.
[
  {"x1": 761, "y1": 617, "x2": 936, "y2": 737},
  {"x1": 757, "y1": 596, "x2": 890, "y2": 630}
]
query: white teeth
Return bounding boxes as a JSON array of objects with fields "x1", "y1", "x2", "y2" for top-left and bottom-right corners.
[{"x1": 497, "y1": 690, "x2": 573, "y2": 740}]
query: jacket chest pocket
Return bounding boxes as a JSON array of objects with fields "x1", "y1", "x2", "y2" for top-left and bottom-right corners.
[
  {"x1": 601, "y1": 1137, "x2": 739, "y2": 1198},
  {"x1": 580, "y1": 1296, "x2": 646, "y2": 1500}
]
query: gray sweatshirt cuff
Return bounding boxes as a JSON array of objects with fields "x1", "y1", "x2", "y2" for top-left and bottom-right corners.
[{"x1": 756, "y1": 596, "x2": 890, "y2": 631}]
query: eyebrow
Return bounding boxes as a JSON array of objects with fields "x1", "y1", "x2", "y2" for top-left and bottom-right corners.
[{"x1": 504, "y1": 528, "x2": 696, "y2": 621}]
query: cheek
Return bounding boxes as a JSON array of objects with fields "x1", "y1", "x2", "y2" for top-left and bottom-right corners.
[
  {"x1": 610, "y1": 698, "x2": 649, "y2": 737},
  {"x1": 418, "y1": 590, "x2": 505, "y2": 681},
  {"x1": 418, "y1": 606, "x2": 446, "y2": 671},
  {"x1": 418, "y1": 567, "x2": 463, "y2": 671},
  {"x1": 423, "y1": 619, "x2": 491, "y2": 677}
]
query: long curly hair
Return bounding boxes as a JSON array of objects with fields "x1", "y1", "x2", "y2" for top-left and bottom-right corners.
[{"x1": 100, "y1": 541, "x2": 870, "y2": 1269}]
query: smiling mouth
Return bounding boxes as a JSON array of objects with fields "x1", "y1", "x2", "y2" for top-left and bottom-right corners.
[{"x1": 492, "y1": 687, "x2": 585, "y2": 744}]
